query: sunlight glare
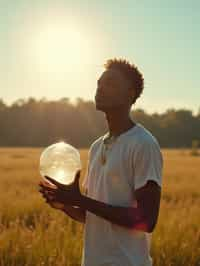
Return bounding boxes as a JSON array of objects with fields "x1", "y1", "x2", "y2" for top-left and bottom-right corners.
[{"x1": 32, "y1": 23, "x2": 92, "y2": 76}]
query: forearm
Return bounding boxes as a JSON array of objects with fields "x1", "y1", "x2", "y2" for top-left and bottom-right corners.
[
  {"x1": 79, "y1": 195, "x2": 148, "y2": 231},
  {"x1": 62, "y1": 205, "x2": 86, "y2": 224}
]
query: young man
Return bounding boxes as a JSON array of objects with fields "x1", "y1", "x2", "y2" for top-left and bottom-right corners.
[{"x1": 39, "y1": 58, "x2": 163, "y2": 266}]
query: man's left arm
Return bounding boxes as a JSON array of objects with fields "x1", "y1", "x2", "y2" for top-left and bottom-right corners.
[{"x1": 78, "y1": 180, "x2": 161, "y2": 233}]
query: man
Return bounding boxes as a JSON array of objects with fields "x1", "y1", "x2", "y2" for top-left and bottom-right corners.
[{"x1": 39, "y1": 58, "x2": 163, "y2": 266}]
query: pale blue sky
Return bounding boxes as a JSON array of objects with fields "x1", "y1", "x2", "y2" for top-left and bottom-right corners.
[{"x1": 0, "y1": 0, "x2": 199, "y2": 114}]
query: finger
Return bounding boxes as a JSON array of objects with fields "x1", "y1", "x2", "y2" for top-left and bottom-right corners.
[
  {"x1": 39, "y1": 180, "x2": 56, "y2": 189},
  {"x1": 43, "y1": 193, "x2": 55, "y2": 202},
  {"x1": 40, "y1": 191, "x2": 55, "y2": 197},
  {"x1": 40, "y1": 189, "x2": 48, "y2": 198},
  {"x1": 38, "y1": 182, "x2": 50, "y2": 190},
  {"x1": 39, "y1": 180, "x2": 48, "y2": 186},
  {"x1": 44, "y1": 179, "x2": 57, "y2": 187},
  {"x1": 75, "y1": 169, "x2": 81, "y2": 178},
  {"x1": 38, "y1": 188, "x2": 44, "y2": 194},
  {"x1": 39, "y1": 183, "x2": 57, "y2": 192},
  {"x1": 38, "y1": 187, "x2": 47, "y2": 196},
  {"x1": 39, "y1": 188, "x2": 54, "y2": 197},
  {"x1": 39, "y1": 188, "x2": 55, "y2": 200},
  {"x1": 43, "y1": 191, "x2": 57, "y2": 201},
  {"x1": 44, "y1": 176, "x2": 63, "y2": 188},
  {"x1": 74, "y1": 170, "x2": 81, "y2": 185},
  {"x1": 47, "y1": 194, "x2": 55, "y2": 201},
  {"x1": 45, "y1": 195, "x2": 58, "y2": 205}
]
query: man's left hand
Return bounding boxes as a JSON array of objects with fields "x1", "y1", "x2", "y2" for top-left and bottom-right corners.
[{"x1": 38, "y1": 170, "x2": 83, "y2": 207}]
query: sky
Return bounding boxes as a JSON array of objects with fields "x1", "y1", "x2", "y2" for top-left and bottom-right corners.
[{"x1": 0, "y1": 0, "x2": 199, "y2": 114}]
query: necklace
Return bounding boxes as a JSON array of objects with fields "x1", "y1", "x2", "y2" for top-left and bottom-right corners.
[
  {"x1": 101, "y1": 135, "x2": 117, "y2": 165},
  {"x1": 100, "y1": 121, "x2": 137, "y2": 165}
]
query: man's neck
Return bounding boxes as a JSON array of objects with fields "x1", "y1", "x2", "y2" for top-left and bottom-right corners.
[{"x1": 105, "y1": 109, "x2": 135, "y2": 138}]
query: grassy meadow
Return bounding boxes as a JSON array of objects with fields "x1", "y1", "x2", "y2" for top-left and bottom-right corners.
[{"x1": 0, "y1": 148, "x2": 199, "y2": 266}]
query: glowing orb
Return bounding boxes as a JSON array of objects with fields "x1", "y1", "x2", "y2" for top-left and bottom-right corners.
[{"x1": 39, "y1": 142, "x2": 81, "y2": 185}]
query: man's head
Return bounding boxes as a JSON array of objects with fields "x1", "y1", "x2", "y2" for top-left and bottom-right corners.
[{"x1": 95, "y1": 58, "x2": 144, "y2": 112}]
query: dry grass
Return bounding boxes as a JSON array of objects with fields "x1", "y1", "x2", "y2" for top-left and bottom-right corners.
[{"x1": 0, "y1": 148, "x2": 199, "y2": 266}]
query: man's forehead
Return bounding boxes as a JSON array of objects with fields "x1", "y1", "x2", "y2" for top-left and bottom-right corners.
[
  {"x1": 99, "y1": 69, "x2": 124, "y2": 81},
  {"x1": 98, "y1": 69, "x2": 132, "y2": 89}
]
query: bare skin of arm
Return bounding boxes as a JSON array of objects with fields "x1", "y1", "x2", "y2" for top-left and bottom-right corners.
[
  {"x1": 134, "y1": 180, "x2": 161, "y2": 232},
  {"x1": 62, "y1": 205, "x2": 86, "y2": 224},
  {"x1": 40, "y1": 176, "x2": 161, "y2": 232},
  {"x1": 61, "y1": 189, "x2": 88, "y2": 224},
  {"x1": 40, "y1": 185, "x2": 87, "y2": 224},
  {"x1": 77, "y1": 180, "x2": 161, "y2": 232}
]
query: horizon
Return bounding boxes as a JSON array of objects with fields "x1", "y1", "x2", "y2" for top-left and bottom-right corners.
[{"x1": 0, "y1": 96, "x2": 199, "y2": 116}]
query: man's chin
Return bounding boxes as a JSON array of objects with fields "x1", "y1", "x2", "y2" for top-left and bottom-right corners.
[
  {"x1": 95, "y1": 102, "x2": 116, "y2": 112},
  {"x1": 95, "y1": 102, "x2": 107, "y2": 111},
  {"x1": 95, "y1": 104, "x2": 104, "y2": 112}
]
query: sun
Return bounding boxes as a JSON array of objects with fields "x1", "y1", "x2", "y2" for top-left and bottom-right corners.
[
  {"x1": 31, "y1": 22, "x2": 93, "y2": 76},
  {"x1": 17, "y1": 16, "x2": 106, "y2": 99}
]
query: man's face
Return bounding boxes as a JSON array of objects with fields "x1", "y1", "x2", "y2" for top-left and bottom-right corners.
[{"x1": 95, "y1": 69, "x2": 135, "y2": 112}]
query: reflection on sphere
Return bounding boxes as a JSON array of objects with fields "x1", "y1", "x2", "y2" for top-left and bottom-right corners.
[{"x1": 40, "y1": 142, "x2": 81, "y2": 185}]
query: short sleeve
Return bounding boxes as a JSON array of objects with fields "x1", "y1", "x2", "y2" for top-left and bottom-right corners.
[{"x1": 133, "y1": 139, "x2": 163, "y2": 190}]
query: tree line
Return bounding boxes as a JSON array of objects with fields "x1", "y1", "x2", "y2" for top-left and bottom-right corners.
[{"x1": 0, "y1": 97, "x2": 199, "y2": 148}]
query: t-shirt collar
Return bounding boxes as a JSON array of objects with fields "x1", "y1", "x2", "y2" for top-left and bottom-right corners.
[{"x1": 102, "y1": 122, "x2": 141, "y2": 144}]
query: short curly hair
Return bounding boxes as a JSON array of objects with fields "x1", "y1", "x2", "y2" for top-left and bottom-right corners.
[{"x1": 104, "y1": 58, "x2": 144, "y2": 104}]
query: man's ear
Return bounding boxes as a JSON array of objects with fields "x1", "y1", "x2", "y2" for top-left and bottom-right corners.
[{"x1": 128, "y1": 87, "x2": 136, "y2": 104}]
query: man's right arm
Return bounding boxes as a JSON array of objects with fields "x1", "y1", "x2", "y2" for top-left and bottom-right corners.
[
  {"x1": 62, "y1": 205, "x2": 86, "y2": 224},
  {"x1": 61, "y1": 188, "x2": 88, "y2": 224}
]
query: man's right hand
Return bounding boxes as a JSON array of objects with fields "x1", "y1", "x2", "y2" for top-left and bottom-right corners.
[
  {"x1": 38, "y1": 180, "x2": 65, "y2": 211},
  {"x1": 38, "y1": 180, "x2": 86, "y2": 223}
]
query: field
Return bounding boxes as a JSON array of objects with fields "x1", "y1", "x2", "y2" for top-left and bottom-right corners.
[{"x1": 0, "y1": 148, "x2": 199, "y2": 266}]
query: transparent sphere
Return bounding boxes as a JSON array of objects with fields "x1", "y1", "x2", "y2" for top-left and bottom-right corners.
[{"x1": 39, "y1": 142, "x2": 82, "y2": 185}]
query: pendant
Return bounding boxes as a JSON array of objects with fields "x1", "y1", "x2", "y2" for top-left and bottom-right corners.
[
  {"x1": 101, "y1": 143, "x2": 106, "y2": 165},
  {"x1": 101, "y1": 155, "x2": 106, "y2": 165}
]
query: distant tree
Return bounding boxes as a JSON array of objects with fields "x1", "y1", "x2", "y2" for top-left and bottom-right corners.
[{"x1": 0, "y1": 97, "x2": 199, "y2": 148}]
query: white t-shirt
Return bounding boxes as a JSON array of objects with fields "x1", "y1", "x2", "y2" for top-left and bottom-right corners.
[{"x1": 81, "y1": 122, "x2": 163, "y2": 266}]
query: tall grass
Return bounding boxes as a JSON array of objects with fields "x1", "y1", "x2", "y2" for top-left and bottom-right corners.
[{"x1": 0, "y1": 148, "x2": 199, "y2": 265}]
